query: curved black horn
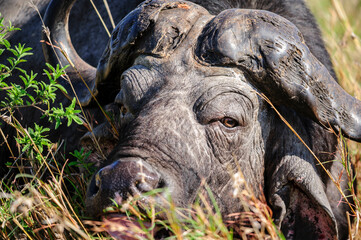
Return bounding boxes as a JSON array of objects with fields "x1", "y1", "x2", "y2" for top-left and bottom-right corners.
[
  {"x1": 196, "y1": 9, "x2": 361, "y2": 142},
  {"x1": 42, "y1": 0, "x2": 97, "y2": 106}
]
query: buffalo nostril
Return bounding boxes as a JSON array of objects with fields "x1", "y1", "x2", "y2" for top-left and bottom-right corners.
[
  {"x1": 88, "y1": 158, "x2": 162, "y2": 204},
  {"x1": 135, "y1": 175, "x2": 159, "y2": 193},
  {"x1": 133, "y1": 167, "x2": 160, "y2": 194},
  {"x1": 136, "y1": 181, "x2": 153, "y2": 192},
  {"x1": 89, "y1": 166, "x2": 110, "y2": 197},
  {"x1": 156, "y1": 178, "x2": 166, "y2": 189},
  {"x1": 87, "y1": 172, "x2": 100, "y2": 198},
  {"x1": 135, "y1": 163, "x2": 160, "y2": 192}
]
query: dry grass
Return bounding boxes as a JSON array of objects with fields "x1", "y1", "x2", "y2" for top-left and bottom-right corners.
[{"x1": 307, "y1": 0, "x2": 361, "y2": 238}]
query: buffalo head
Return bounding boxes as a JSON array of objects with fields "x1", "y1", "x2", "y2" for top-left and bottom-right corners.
[{"x1": 43, "y1": 0, "x2": 359, "y2": 239}]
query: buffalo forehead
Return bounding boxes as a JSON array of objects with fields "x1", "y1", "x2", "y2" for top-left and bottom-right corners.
[
  {"x1": 135, "y1": 4, "x2": 209, "y2": 57},
  {"x1": 120, "y1": 52, "x2": 259, "y2": 114}
]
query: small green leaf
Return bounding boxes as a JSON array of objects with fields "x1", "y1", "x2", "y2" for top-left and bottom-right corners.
[
  {"x1": 8, "y1": 48, "x2": 18, "y2": 57},
  {"x1": 7, "y1": 58, "x2": 13, "y2": 67},
  {"x1": 45, "y1": 63, "x2": 55, "y2": 73},
  {"x1": 67, "y1": 117, "x2": 73, "y2": 127},
  {"x1": 1, "y1": 39, "x2": 10, "y2": 48},
  {"x1": 55, "y1": 83, "x2": 67, "y2": 94},
  {"x1": 72, "y1": 115, "x2": 83, "y2": 125},
  {"x1": 54, "y1": 119, "x2": 61, "y2": 130}
]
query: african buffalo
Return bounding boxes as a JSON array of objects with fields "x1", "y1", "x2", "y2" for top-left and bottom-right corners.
[{"x1": 1, "y1": 0, "x2": 359, "y2": 239}]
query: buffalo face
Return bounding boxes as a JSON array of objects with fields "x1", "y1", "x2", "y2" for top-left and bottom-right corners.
[
  {"x1": 80, "y1": 1, "x2": 266, "y2": 217},
  {"x1": 84, "y1": 39, "x2": 267, "y2": 217}
]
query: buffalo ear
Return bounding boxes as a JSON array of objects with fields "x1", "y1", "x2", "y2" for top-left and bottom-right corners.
[
  {"x1": 264, "y1": 114, "x2": 338, "y2": 239},
  {"x1": 196, "y1": 8, "x2": 361, "y2": 142},
  {"x1": 269, "y1": 162, "x2": 338, "y2": 240},
  {"x1": 271, "y1": 183, "x2": 338, "y2": 240}
]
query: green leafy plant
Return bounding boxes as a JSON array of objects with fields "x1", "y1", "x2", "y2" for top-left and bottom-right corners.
[
  {"x1": 0, "y1": 15, "x2": 83, "y2": 162},
  {"x1": 0, "y1": 12, "x2": 94, "y2": 239},
  {"x1": 15, "y1": 124, "x2": 51, "y2": 161},
  {"x1": 69, "y1": 148, "x2": 94, "y2": 175}
]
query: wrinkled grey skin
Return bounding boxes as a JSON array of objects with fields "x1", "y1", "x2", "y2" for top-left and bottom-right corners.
[{"x1": 1, "y1": 1, "x2": 357, "y2": 239}]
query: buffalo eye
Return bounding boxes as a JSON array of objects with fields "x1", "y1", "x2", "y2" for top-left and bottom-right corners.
[{"x1": 220, "y1": 117, "x2": 238, "y2": 128}]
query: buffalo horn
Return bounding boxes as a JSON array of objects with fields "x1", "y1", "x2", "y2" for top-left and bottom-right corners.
[
  {"x1": 196, "y1": 9, "x2": 361, "y2": 142},
  {"x1": 42, "y1": 0, "x2": 97, "y2": 106}
]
